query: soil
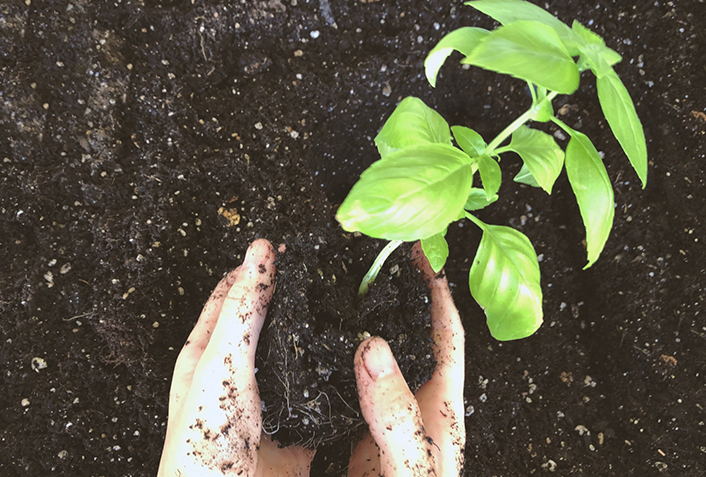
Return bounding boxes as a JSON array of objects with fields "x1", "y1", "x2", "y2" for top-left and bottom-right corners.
[{"x1": 1, "y1": 0, "x2": 704, "y2": 476}]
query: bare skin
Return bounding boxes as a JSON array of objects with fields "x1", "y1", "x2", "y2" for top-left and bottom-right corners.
[
  {"x1": 158, "y1": 240, "x2": 465, "y2": 476},
  {"x1": 348, "y1": 243, "x2": 466, "y2": 477}
]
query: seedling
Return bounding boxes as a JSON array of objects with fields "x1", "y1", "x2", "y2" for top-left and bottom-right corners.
[{"x1": 337, "y1": 0, "x2": 647, "y2": 340}]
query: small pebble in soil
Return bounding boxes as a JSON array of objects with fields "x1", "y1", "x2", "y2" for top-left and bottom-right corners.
[
  {"x1": 21, "y1": 398, "x2": 30, "y2": 407},
  {"x1": 31, "y1": 357, "x2": 47, "y2": 372}
]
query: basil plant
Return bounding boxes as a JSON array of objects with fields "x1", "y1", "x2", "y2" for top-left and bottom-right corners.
[{"x1": 337, "y1": 0, "x2": 647, "y2": 341}]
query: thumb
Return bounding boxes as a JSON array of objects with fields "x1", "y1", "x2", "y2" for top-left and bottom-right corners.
[{"x1": 353, "y1": 337, "x2": 436, "y2": 476}]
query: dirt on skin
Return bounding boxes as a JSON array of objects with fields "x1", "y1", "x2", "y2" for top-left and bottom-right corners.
[{"x1": 1, "y1": 0, "x2": 705, "y2": 476}]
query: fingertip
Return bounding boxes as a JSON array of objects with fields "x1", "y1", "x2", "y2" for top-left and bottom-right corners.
[
  {"x1": 410, "y1": 241, "x2": 443, "y2": 286},
  {"x1": 243, "y1": 238, "x2": 276, "y2": 269},
  {"x1": 355, "y1": 336, "x2": 397, "y2": 381}
]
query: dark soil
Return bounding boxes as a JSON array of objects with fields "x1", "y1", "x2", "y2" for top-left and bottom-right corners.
[{"x1": 1, "y1": 0, "x2": 704, "y2": 476}]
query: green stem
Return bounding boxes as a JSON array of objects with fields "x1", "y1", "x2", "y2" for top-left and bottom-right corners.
[
  {"x1": 527, "y1": 81, "x2": 538, "y2": 103},
  {"x1": 550, "y1": 115, "x2": 574, "y2": 136},
  {"x1": 485, "y1": 108, "x2": 535, "y2": 154},
  {"x1": 485, "y1": 91, "x2": 560, "y2": 155},
  {"x1": 493, "y1": 146, "x2": 513, "y2": 156},
  {"x1": 358, "y1": 240, "x2": 404, "y2": 296},
  {"x1": 465, "y1": 212, "x2": 486, "y2": 230}
]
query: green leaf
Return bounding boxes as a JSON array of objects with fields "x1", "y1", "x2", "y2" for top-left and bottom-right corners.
[
  {"x1": 513, "y1": 163, "x2": 541, "y2": 188},
  {"x1": 465, "y1": 188, "x2": 499, "y2": 210},
  {"x1": 421, "y1": 232, "x2": 450, "y2": 273},
  {"x1": 375, "y1": 97, "x2": 452, "y2": 157},
  {"x1": 529, "y1": 95, "x2": 555, "y2": 122},
  {"x1": 571, "y1": 20, "x2": 623, "y2": 71},
  {"x1": 508, "y1": 126, "x2": 565, "y2": 194},
  {"x1": 462, "y1": 21, "x2": 580, "y2": 94},
  {"x1": 425, "y1": 27, "x2": 490, "y2": 87},
  {"x1": 452, "y1": 125, "x2": 487, "y2": 157},
  {"x1": 564, "y1": 129, "x2": 615, "y2": 268},
  {"x1": 596, "y1": 71, "x2": 648, "y2": 188},
  {"x1": 466, "y1": 214, "x2": 543, "y2": 341},
  {"x1": 336, "y1": 144, "x2": 474, "y2": 241},
  {"x1": 477, "y1": 154, "x2": 502, "y2": 199},
  {"x1": 466, "y1": 0, "x2": 582, "y2": 55}
]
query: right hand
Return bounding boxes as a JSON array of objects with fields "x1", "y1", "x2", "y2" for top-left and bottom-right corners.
[{"x1": 348, "y1": 243, "x2": 466, "y2": 476}]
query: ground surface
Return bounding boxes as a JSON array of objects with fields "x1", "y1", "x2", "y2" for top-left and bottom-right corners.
[{"x1": 1, "y1": 0, "x2": 704, "y2": 475}]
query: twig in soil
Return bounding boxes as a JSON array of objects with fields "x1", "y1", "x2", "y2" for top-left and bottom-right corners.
[
  {"x1": 333, "y1": 388, "x2": 358, "y2": 417},
  {"x1": 63, "y1": 312, "x2": 92, "y2": 322}
]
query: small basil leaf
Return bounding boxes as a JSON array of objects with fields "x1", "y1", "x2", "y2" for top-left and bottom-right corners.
[
  {"x1": 571, "y1": 21, "x2": 622, "y2": 66},
  {"x1": 451, "y1": 125, "x2": 487, "y2": 157},
  {"x1": 467, "y1": 215, "x2": 543, "y2": 341},
  {"x1": 564, "y1": 129, "x2": 615, "y2": 268},
  {"x1": 478, "y1": 154, "x2": 502, "y2": 199},
  {"x1": 508, "y1": 125, "x2": 565, "y2": 194},
  {"x1": 466, "y1": 0, "x2": 582, "y2": 55},
  {"x1": 596, "y1": 71, "x2": 648, "y2": 188},
  {"x1": 462, "y1": 21, "x2": 580, "y2": 94},
  {"x1": 336, "y1": 144, "x2": 474, "y2": 241},
  {"x1": 465, "y1": 188, "x2": 499, "y2": 211},
  {"x1": 513, "y1": 163, "x2": 541, "y2": 188},
  {"x1": 530, "y1": 95, "x2": 554, "y2": 123},
  {"x1": 426, "y1": 27, "x2": 490, "y2": 87},
  {"x1": 421, "y1": 233, "x2": 450, "y2": 273},
  {"x1": 375, "y1": 97, "x2": 452, "y2": 157}
]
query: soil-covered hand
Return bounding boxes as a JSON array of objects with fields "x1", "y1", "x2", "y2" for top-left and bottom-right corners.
[
  {"x1": 348, "y1": 243, "x2": 466, "y2": 477},
  {"x1": 157, "y1": 239, "x2": 314, "y2": 477}
]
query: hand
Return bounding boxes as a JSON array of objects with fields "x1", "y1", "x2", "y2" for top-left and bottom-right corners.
[
  {"x1": 157, "y1": 239, "x2": 314, "y2": 477},
  {"x1": 348, "y1": 242, "x2": 466, "y2": 477}
]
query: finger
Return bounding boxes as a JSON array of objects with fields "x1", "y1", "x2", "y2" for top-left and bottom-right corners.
[
  {"x1": 411, "y1": 242, "x2": 466, "y2": 476},
  {"x1": 169, "y1": 267, "x2": 240, "y2": 415},
  {"x1": 353, "y1": 337, "x2": 436, "y2": 476},
  {"x1": 348, "y1": 434, "x2": 381, "y2": 477},
  {"x1": 256, "y1": 435, "x2": 316, "y2": 477},
  {"x1": 168, "y1": 239, "x2": 276, "y2": 475}
]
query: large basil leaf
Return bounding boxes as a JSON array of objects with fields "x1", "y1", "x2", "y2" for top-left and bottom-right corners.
[
  {"x1": 564, "y1": 129, "x2": 615, "y2": 268},
  {"x1": 375, "y1": 97, "x2": 452, "y2": 157},
  {"x1": 467, "y1": 215, "x2": 543, "y2": 341},
  {"x1": 462, "y1": 21, "x2": 580, "y2": 94},
  {"x1": 466, "y1": 0, "x2": 582, "y2": 55},
  {"x1": 508, "y1": 125, "x2": 565, "y2": 194},
  {"x1": 336, "y1": 144, "x2": 474, "y2": 241},
  {"x1": 425, "y1": 27, "x2": 490, "y2": 87},
  {"x1": 421, "y1": 232, "x2": 450, "y2": 273},
  {"x1": 596, "y1": 71, "x2": 648, "y2": 188},
  {"x1": 451, "y1": 125, "x2": 487, "y2": 157}
]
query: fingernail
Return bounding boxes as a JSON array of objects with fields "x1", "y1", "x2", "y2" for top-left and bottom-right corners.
[{"x1": 364, "y1": 338, "x2": 396, "y2": 380}]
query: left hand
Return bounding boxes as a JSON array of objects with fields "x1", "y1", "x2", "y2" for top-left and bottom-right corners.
[{"x1": 157, "y1": 239, "x2": 315, "y2": 477}]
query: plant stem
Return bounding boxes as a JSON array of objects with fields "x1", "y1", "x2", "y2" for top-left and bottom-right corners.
[
  {"x1": 550, "y1": 115, "x2": 574, "y2": 136},
  {"x1": 485, "y1": 91, "x2": 560, "y2": 155},
  {"x1": 358, "y1": 240, "x2": 404, "y2": 296},
  {"x1": 527, "y1": 81, "x2": 537, "y2": 103},
  {"x1": 485, "y1": 108, "x2": 535, "y2": 154}
]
